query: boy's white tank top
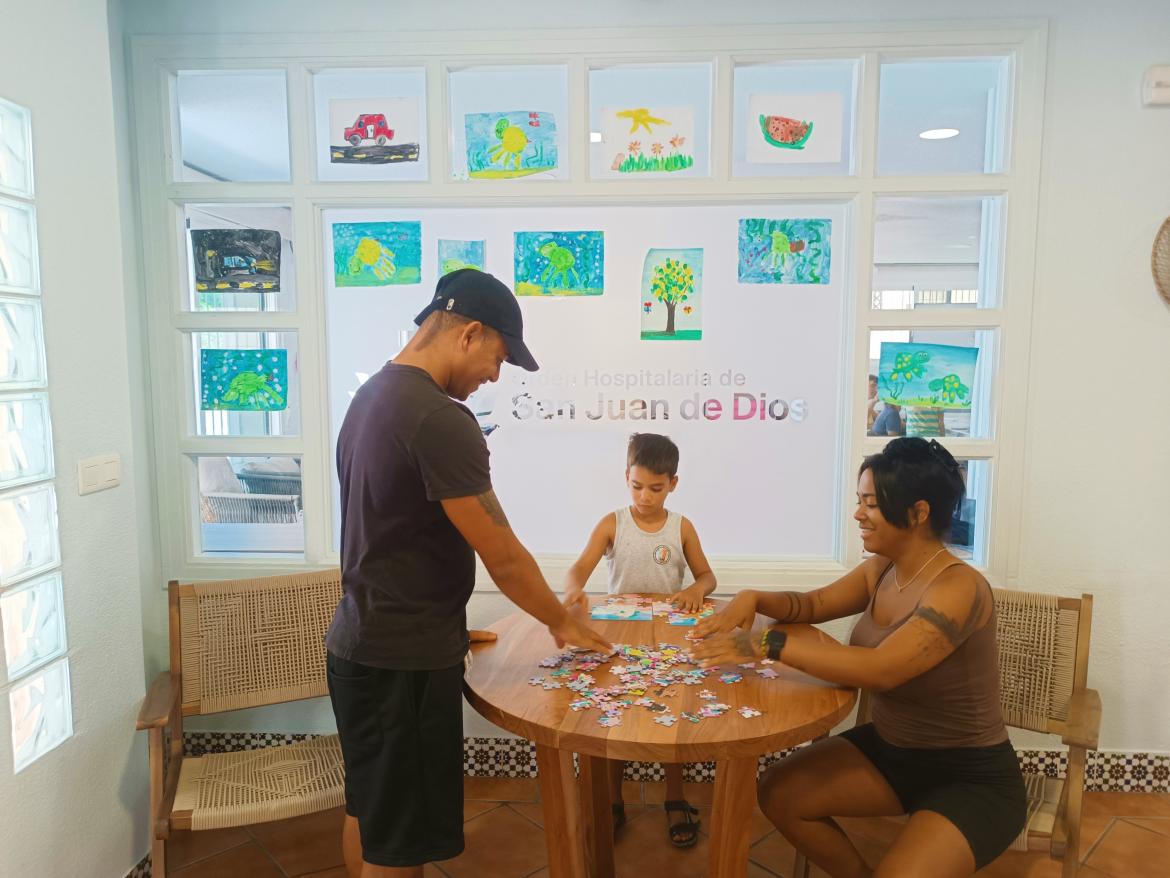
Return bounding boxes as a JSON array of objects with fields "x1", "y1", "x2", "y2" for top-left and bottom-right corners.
[{"x1": 605, "y1": 506, "x2": 687, "y2": 595}]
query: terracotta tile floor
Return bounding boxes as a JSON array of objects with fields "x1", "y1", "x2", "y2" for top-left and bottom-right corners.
[{"x1": 168, "y1": 778, "x2": 1170, "y2": 877}]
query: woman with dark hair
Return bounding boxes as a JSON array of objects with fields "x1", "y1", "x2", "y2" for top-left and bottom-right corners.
[{"x1": 691, "y1": 438, "x2": 1025, "y2": 878}]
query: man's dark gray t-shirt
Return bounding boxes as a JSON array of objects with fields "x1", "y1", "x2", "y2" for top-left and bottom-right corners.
[{"x1": 326, "y1": 363, "x2": 491, "y2": 670}]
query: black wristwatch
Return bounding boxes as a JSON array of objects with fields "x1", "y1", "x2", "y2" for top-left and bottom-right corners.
[{"x1": 761, "y1": 629, "x2": 787, "y2": 661}]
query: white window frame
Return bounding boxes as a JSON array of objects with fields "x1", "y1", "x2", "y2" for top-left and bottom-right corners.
[{"x1": 127, "y1": 22, "x2": 1047, "y2": 591}]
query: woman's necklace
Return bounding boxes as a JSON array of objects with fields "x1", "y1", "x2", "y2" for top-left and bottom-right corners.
[{"x1": 894, "y1": 547, "x2": 948, "y2": 592}]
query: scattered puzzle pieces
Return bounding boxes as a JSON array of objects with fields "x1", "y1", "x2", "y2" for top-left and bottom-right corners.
[
  {"x1": 720, "y1": 672, "x2": 743, "y2": 684},
  {"x1": 655, "y1": 713, "x2": 678, "y2": 727},
  {"x1": 738, "y1": 706, "x2": 763, "y2": 718}
]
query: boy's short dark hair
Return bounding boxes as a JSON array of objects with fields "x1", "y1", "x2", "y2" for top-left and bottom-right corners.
[{"x1": 626, "y1": 433, "x2": 679, "y2": 477}]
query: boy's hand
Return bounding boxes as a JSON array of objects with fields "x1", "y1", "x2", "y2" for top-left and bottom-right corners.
[
  {"x1": 670, "y1": 583, "x2": 709, "y2": 613},
  {"x1": 690, "y1": 629, "x2": 763, "y2": 668},
  {"x1": 468, "y1": 629, "x2": 498, "y2": 643},
  {"x1": 562, "y1": 586, "x2": 589, "y2": 614},
  {"x1": 548, "y1": 614, "x2": 612, "y2": 655},
  {"x1": 693, "y1": 590, "x2": 758, "y2": 638}
]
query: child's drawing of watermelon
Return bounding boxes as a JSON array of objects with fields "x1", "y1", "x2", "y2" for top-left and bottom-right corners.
[{"x1": 759, "y1": 114, "x2": 814, "y2": 150}]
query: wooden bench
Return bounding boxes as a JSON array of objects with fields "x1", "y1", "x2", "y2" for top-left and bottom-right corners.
[
  {"x1": 135, "y1": 569, "x2": 343, "y2": 877},
  {"x1": 793, "y1": 588, "x2": 1101, "y2": 878}
]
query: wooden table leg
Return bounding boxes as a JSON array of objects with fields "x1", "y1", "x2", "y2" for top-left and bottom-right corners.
[
  {"x1": 578, "y1": 755, "x2": 614, "y2": 878},
  {"x1": 536, "y1": 744, "x2": 586, "y2": 878},
  {"x1": 707, "y1": 755, "x2": 758, "y2": 878}
]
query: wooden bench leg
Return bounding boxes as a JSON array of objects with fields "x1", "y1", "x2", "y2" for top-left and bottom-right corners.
[
  {"x1": 1062, "y1": 747, "x2": 1087, "y2": 878},
  {"x1": 536, "y1": 744, "x2": 587, "y2": 878},
  {"x1": 707, "y1": 756, "x2": 757, "y2": 878},
  {"x1": 149, "y1": 727, "x2": 168, "y2": 877}
]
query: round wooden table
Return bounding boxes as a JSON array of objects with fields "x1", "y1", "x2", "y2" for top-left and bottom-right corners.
[{"x1": 464, "y1": 596, "x2": 856, "y2": 878}]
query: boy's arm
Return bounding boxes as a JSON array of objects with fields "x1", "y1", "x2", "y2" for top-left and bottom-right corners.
[
  {"x1": 672, "y1": 517, "x2": 717, "y2": 612},
  {"x1": 562, "y1": 514, "x2": 616, "y2": 610}
]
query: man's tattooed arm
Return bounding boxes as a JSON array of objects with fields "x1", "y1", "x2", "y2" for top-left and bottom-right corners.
[{"x1": 474, "y1": 490, "x2": 510, "y2": 527}]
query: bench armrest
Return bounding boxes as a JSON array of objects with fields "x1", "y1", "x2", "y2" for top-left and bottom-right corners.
[
  {"x1": 1062, "y1": 688, "x2": 1101, "y2": 750},
  {"x1": 137, "y1": 672, "x2": 178, "y2": 730}
]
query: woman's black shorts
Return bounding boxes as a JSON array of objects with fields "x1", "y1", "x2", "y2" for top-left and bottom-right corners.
[
  {"x1": 327, "y1": 652, "x2": 465, "y2": 867},
  {"x1": 840, "y1": 723, "x2": 1027, "y2": 869}
]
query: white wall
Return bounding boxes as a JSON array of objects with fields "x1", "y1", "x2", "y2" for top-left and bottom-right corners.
[
  {"x1": 0, "y1": 2, "x2": 149, "y2": 877},
  {"x1": 117, "y1": 0, "x2": 1170, "y2": 752}
]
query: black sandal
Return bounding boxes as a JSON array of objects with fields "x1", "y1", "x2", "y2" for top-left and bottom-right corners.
[
  {"x1": 664, "y1": 799, "x2": 700, "y2": 848},
  {"x1": 612, "y1": 802, "x2": 627, "y2": 832}
]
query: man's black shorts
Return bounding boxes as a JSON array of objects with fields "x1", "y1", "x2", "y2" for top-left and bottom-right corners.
[{"x1": 327, "y1": 652, "x2": 465, "y2": 867}]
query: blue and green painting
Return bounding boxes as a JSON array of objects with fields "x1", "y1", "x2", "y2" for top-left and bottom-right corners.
[
  {"x1": 465, "y1": 111, "x2": 558, "y2": 179},
  {"x1": 438, "y1": 239, "x2": 485, "y2": 275},
  {"x1": 514, "y1": 231, "x2": 604, "y2": 296},
  {"x1": 877, "y1": 342, "x2": 978, "y2": 409},
  {"x1": 200, "y1": 349, "x2": 288, "y2": 412},
  {"x1": 333, "y1": 221, "x2": 422, "y2": 286},
  {"x1": 737, "y1": 218, "x2": 832, "y2": 284},
  {"x1": 641, "y1": 248, "x2": 703, "y2": 341}
]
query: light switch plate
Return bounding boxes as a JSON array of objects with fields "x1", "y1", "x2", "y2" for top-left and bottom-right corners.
[{"x1": 78, "y1": 453, "x2": 121, "y2": 495}]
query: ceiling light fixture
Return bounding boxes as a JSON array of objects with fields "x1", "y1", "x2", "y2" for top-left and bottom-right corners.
[{"x1": 919, "y1": 128, "x2": 960, "y2": 140}]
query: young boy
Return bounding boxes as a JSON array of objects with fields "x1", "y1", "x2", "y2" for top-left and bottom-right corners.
[{"x1": 562, "y1": 432, "x2": 717, "y2": 848}]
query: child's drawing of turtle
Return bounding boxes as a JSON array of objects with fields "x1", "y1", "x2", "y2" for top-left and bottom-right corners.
[
  {"x1": 538, "y1": 241, "x2": 581, "y2": 289},
  {"x1": 222, "y1": 370, "x2": 285, "y2": 410},
  {"x1": 489, "y1": 118, "x2": 529, "y2": 171}
]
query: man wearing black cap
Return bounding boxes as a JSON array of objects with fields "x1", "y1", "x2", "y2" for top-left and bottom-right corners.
[{"x1": 325, "y1": 269, "x2": 611, "y2": 877}]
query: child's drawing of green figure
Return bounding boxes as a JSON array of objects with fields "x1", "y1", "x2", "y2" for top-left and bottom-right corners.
[
  {"x1": 222, "y1": 370, "x2": 285, "y2": 410},
  {"x1": 538, "y1": 241, "x2": 580, "y2": 289}
]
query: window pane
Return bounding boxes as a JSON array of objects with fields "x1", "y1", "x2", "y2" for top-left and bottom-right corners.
[
  {"x1": 732, "y1": 59, "x2": 858, "y2": 177},
  {"x1": 867, "y1": 329, "x2": 995, "y2": 439},
  {"x1": 0, "y1": 393, "x2": 54, "y2": 488},
  {"x1": 0, "y1": 97, "x2": 33, "y2": 198},
  {"x1": 184, "y1": 204, "x2": 295, "y2": 312},
  {"x1": 872, "y1": 196, "x2": 1003, "y2": 310},
  {"x1": 188, "y1": 332, "x2": 300, "y2": 437},
  {"x1": 949, "y1": 459, "x2": 989, "y2": 566},
  {"x1": 1, "y1": 572, "x2": 65, "y2": 679},
  {"x1": 877, "y1": 57, "x2": 1011, "y2": 175},
  {"x1": 448, "y1": 65, "x2": 569, "y2": 181},
  {"x1": 313, "y1": 68, "x2": 428, "y2": 182},
  {"x1": 176, "y1": 70, "x2": 291, "y2": 182},
  {"x1": 0, "y1": 484, "x2": 59, "y2": 586},
  {"x1": 0, "y1": 198, "x2": 38, "y2": 294},
  {"x1": 0, "y1": 296, "x2": 46, "y2": 387},
  {"x1": 589, "y1": 63, "x2": 712, "y2": 179},
  {"x1": 195, "y1": 455, "x2": 304, "y2": 557},
  {"x1": 9, "y1": 657, "x2": 72, "y2": 772}
]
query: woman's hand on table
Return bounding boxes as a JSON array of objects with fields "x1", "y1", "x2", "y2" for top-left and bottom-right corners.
[
  {"x1": 468, "y1": 629, "x2": 498, "y2": 644},
  {"x1": 670, "y1": 583, "x2": 709, "y2": 613},
  {"x1": 693, "y1": 590, "x2": 758, "y2": 638},
  {"x1": 690, "y1": 629, "x2": 763, "y2": 668},
  {"x1": 548, "y1": 613, "x2": 613, "y2": 655}
]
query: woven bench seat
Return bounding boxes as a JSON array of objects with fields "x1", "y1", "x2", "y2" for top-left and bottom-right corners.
[{"x1": 173, "y1": 734, "x2": 345, "y2": 832}]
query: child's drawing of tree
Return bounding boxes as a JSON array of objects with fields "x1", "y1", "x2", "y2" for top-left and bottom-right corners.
[{"x1": 649, "y1": 257, "x2": 694, "y2": 335}]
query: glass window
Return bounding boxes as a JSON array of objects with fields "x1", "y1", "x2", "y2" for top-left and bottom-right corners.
[
  {"x1": 0, "y1": 296, "x2": 47, "y2": 387},
  {"x1": 949, "y1": 459, "x2": 989, "y2": 566},
  {"x1": 872, "y1": 196, "x2": 1003, "y2": 310},
  {"x1": 0, "y1": 393, "x2": 54, "y2": 488},
  {"x1": 867, "y1": 329, "x2": 996, "y2": 439},
  {"x1": 0, "y1": 484, "x2": 59, "y2": 586},
  {"x1": 313, "y1": 68, "x2": 428, "y2": 182},
  {"x1": 0, "y1": 198, "x2": 38, "y2": 294},
  {"x1": 188, "y1": 332, "x2": 300, "y2": 437},
  {"x1": 732, "y1": 59, "x2": 858, "y2": 177},
  {"x1": 8, "y1": 658, "x2": 72, "y2": 773},
  {"x1": 183, "y1": 204, "x2": 295, "y2": 312},
  {"x1": 0, "y1": 96, "x2": 33, "y2": 198},
  {"x1": 588, "y1": 62, "x2": 712, "y2": 179},
  {"x1": 877, "y1": 56, "x2": 1012, "y2": 175},
  {"x1": 176, "y1": 70, "x2": 291, "y2": 182},
  {"x1": 448, "y1": 65, "x2": 569, "y2": 181},
  {"x1": 195, "y1": 455, "x2": 304, "y2": 557},
  {"x1": 1, "y1": 572, "x2": 66, "y2": 679}
]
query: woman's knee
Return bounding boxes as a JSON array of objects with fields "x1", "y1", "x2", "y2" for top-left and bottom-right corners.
[{"x1": 757, "y1": 760, "x2": 804, "y2": 821}]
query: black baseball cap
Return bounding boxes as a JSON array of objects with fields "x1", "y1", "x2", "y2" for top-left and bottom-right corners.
[{"x1": 413, "y1": 269, "x2": 539, "y2": 372}]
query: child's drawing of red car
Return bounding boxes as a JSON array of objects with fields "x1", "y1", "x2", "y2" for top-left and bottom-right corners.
[{"x1": 344, "y1": 114, "x2": 395, "y2": 146}]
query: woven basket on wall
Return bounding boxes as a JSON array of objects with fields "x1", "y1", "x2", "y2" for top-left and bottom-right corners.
[{"x1": 1155, "y1": 216, "x2": 1170, "y2": 306}]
